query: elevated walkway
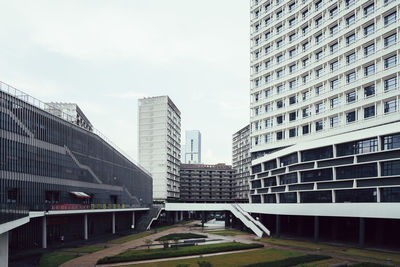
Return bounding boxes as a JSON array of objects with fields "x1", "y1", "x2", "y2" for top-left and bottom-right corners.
[
  {"x1": 165, "y1": 203, "x2": 270, "y2": 237},
  {"x1": 136, "y1": 205, "x2": 164, "y2": 231}
]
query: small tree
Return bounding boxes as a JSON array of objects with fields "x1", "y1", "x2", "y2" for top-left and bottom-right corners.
[
  {"x1": 197, "y1": 260, "x2": 213, "y2": 267},
  {"x1": 144, "y1": 239, "x2": 153, "y2": 251},
  {"x1": 172, "y1": 236, "x2": 180, "y2": 249}
]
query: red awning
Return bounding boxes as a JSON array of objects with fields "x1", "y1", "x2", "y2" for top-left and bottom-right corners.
[{"x1": 70, "y1": 191, "x2": 91, "y2": 198}]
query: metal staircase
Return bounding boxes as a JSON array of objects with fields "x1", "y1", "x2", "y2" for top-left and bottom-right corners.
[
  {"x1": 230, "y1": 204, "x2": 270, "y2": 237},
  {"x1": 135, "y1": 205, "x2": 164, "y2": 231}
]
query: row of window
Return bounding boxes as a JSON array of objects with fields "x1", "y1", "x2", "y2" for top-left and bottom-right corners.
[
  {"x1": 252, "y1": 76, "x2": 398, "y2": 119},
  {"x1": 252, "y1": 33, "x2": 397, "y2": 89},
  {"x1": 253, "y1": 102, "x2": 398, "y2": 144}
]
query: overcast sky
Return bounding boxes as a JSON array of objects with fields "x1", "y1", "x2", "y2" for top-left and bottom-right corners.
[{"x1": 0, "y1": 0, "x2": 250, "y2": 164}]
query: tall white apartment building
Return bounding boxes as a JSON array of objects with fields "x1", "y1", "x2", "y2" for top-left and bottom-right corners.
[
  {"x1": 138, "y1": 96, "x2": 181, "y2": 200},
  {"x1": 232, "y1": 125, "x2": 251, "y2": 202},
  {"x1": 248, "y1": 0, "x2": 400, "y2": 246},
  {"x1": 184, "y1": 130, "x2": 202, "y2": 163}
]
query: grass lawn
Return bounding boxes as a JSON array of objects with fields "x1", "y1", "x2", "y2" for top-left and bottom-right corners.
[
  {"x1": 206, "y1": 229, "x2": 249, "y2": 236},
  {"x1": 97, "y1": 242, "x2": 264, "y2": 264},
  {"x1": 38, "y1": 252, "x2": 78, "y2": 267},
  {"x1": 126, "y1": 248, "x2": 304, "y2": 267},
  {"x1": 62, "y1": 244, "x2": 105, "y2": 253},
  {"x1": 259, "y1": 238, "x2": 400, "y2": 264},
  {"x1": 155, "y1": 233, "x2": 207, "y2": 241},
  {"x1": 109, "y1": 225, "x2": 176, "y2": 244}
]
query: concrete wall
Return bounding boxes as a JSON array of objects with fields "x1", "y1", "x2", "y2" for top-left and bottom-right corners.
[{"x1": 0, "y1": 232, "x2": 8, "y2": 267}]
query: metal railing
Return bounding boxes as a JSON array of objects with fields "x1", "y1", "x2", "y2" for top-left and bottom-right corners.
[
  {"x1": 0, "y1": 204, "x2": 29, "y2": 225},
  {"x1": 0, "y1": 80, "x2": 151, "y2": 176}
]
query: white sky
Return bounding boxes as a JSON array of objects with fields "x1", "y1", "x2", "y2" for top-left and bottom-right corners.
[{"x1": 0, "y1": 0, "x2": 250, "y2": 164}]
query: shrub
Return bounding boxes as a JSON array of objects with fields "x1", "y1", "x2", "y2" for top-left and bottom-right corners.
[
  {"x1": 351, "y1": 263, "x2": 392, "y2": 267},
  {"x1": 97, "y1": 242, "x2": 263, "y2": 264},
  {"x1": 156, "y1": 233, "x2": 207, "y2": 241},
  {"x1": 198, "y1": 260, "x2": 213, "y2": 267},
  {"x1": 240, "y1": 254, "x2": 331, "y2": 267}
]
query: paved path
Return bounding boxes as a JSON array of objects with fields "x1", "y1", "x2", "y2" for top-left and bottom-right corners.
[{"x1": 61, "y1": 222, "x2": 234, "y2": 267}]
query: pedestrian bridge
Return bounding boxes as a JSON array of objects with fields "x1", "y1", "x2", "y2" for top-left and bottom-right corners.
[{"x1": 165, "y1": 203, "x2": 270, "y2": 237}]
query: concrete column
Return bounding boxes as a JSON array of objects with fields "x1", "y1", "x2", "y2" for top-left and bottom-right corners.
[
  {"x1": 84, "y1": 214, "x2": 88, "y2": 240},
  {"x1": 225, "y1": 211, "x2": 230, "y2": 227},
  {"x1": 0, "y1": 232, "x2": 9, "y2": 267},
  {"x1": 174, "y1": 211, "x2": 179, "y2": 223},
  {"x1": 314, "y1": 216, "x2": 319, "y2": 242},
  {"x1": 132, "y1": 211, "x2": 135, "y2": 229},
  {"x1": 201, "y1": 211, "x2": 206, "y2": 227},
  {"x1": 275, "y1": 215, "x2": 280, "y2": 237},
  {"x1": 112, "y1": 212, "x2": 116, "y2": 234},
  {"x1": 42, "y1": 216, "x2": 47, "y2": 249},
  {"x1": 180, "y1": 211, "x2": 183, "y2": 221},
  {"x1": 359, "y1": 217, "x2": 365, "y2": 248}
]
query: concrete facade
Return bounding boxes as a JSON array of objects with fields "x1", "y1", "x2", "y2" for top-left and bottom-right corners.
[
  {"x1": 183, "y1": 130, "x2": 201, "y2": 164},
  {"x1": 232, "y1": 125, "x2": 251, "y2": 202},
  {"x1": 138, "y1": 96, "x2": 181, "y2": 200}
]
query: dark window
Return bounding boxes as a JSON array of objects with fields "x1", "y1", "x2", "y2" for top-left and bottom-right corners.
[
  {"x1": 382, "y1": 134, "x2": 400, "y2": 150},
  {"x1": 301, "y1": 168, "x2": 333, "y2": 182},
  {"x1": 289, "y1": 96, "x2": 297, "y2": 104},
  {"x1": 279, "y1": 192, "x2": 297, "y2": 203},
  {"x1": 347, "y1": 91, "x2": 356, "y2": 103},
  {"x1": 315, "y1": 121, "x2": 323, "y2": 131},
  {"x1": 381, "y1": 160, "x2": 400, "y2": 176},
  {"x1": 264, "y1": 160, "x2": 277, "y2": 171},
  {"x1": 280, "y1": 153, "x2": 298, "y2": 166},
  {"x1": 277, "y1": 115, "x2": 284, "y2": 124},
  {"x1": 280, "y1": 173, "x2": 298, "y2": 185},
  {"x1": 302, "y1": 125, "x2": 309, "y2": 135},
  {"x1": 289, "y1": 112, "x2": 296, "y2": 121},
  {"x1": 364, "y1": 85, "x2": 375, "y2": 97},
  {"x1": 381, "y1": 187, "x2": 400, "y2": 202},
  {"x1": 251, "y1": 195, "x2": 261, "y2": 203},
  {"x1": 301, "y1": 191, "x2": 332, "y2": 203},
  {"x1": 364, "y1": 105, "x2": 375, "y2": 118},
  {"x1": 346, "y1": 111, "x2": 356, "y2": 123},
  {"x1": 264, "y1": 194, "x2": 276, "y2": 203},
  {"x1": 289, "y1": 128, "x2": 297, "y2": 137},
  {"x1": 336, "y1": 188, "x2": 376, "y2": 203},
  {"x1": 301, "y1": 146, "x2": 333, "y2": 162},
  {"x1": 277, "y1": 131, "x2": 284, "y2": 140},
  {"x1": 252, "y1": 164, "x2": 262, "y2": 174},
  {"x1": 264, "y1": 177, "x2": 277, "y2": 186},
  {"x1": 251, "y1": 180, "x2": 262, "y2": 189},
  {"x1": 337, "y1": 138, "x2": 378, "y2": 156},
  {"x1": 7, "y1": 188, "x2": 18, "y2": 203},
  {"x1": 336, "y1": 163, "x2": 377, "y2": 179}
]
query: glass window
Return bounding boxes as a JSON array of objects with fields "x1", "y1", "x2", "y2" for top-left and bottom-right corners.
[
  {"x1": 289, "y1": 79, "x2": 297, "y2": 89},
  {"x1": 346, "y1": 14, "x2": 355, "y2": 26},
  {"x1": 265, "y1": 17, "x2": 271, "y2": 25},
  {"x1": 346, "y1": 34, "x2": 356, "y2": 45},
  {"x1": 302, "y1": 25, "x2": 309, "y2": 35},
  {"x1": 277, "y1": 100, "x2": 284, "y2": 108},
  {"x1": 315, "y1": 102, "x2": 324, "y2": 114},
  {"x1": 330, "y1": 61, "x2": 339, "y2": 71},
  {"x1": 302, "y1": 107, "x2": 310, "y2": 117},
  {"x1": 277, "y1": 115, "x2": 284, "y2": 124},
  {"x1": 384, "y1": 12, "x2": 397, "y2": 26},
  {"x1": 384, "y1": 77, "x2": 397, "y2": 91},
  {"x1": 330, "y1": 6, "x2": 338, "y2": 17},
  {"x1": 276, "y1": 84, "x2": 284, "y2": 93},
  {"x1": 265, "y1": 118, "x2": 273, "y2": 127},
  {"x1": 364, "y1": 43, "x2": 375, "y2": 56},
  {"x1": 347, "y1": 72, "x2": 356, "y2": 83},
  {"x1": 289, "y1": 112, "x2": 296, "y2": 121},
  {"x1": 364, "y1": 64, "x2": 375, "y2": 76},
  {"x1": 265, "y1": 89, "x2": 272, "y2": 97},
  {"x1": 315, "y1": 0, "x2": 322, "y2": 10},
  {"x1": 346, "y1": 0, "x2": 355, "y2": 7},
  {"x1": 302, "y1": 57, "x2": 309, "y2": 66},
  {"x1": 384, "y1": 55, "x2": 397, "y2": 69},
  {"x1": 315, "y1": 50, "x2": 323, "y2": 60},
  {"x1": 315, "y1": 120, "x2": 323, "y2": 131},
  {"x1": 364, "y1": 24, "x2": 374, "y2": 36},
  {"x1": 277, "y1": 54, "x2": 283, "y2": 63},
  {"x1": 289, "y1": 2, "x2": 296, "y2": 12},
  {"x1": 277, "y1": 24, "x2": 283, "y2": 33},
  {"x1": 289, "y1": 18, "x2": 296, "y2": 27},
  {"x1": 277, "y1": 69, "x2": 284, "y2": 78},
  {"x1": 277, "y1": 39, "x2": 284, "y2": 48},
  {"x1": 330, "y1": 42, "x2": 338, "y2": 54},
  {"x1": 382, "y1": 134, "x2": 400, "y2": 150},
  {"x1": 302, "y1": 9, "x2": 309, "y2": 19},
  {"x1": 337, "y1": 138, "x2": 378, "y2": 156},
  {"x1": 277, "y1": 131, "x2": 284, "y2": 140},
  {"x1": 265, "y1": 75, "x2": 271, "y2": 83},
  {"x1": 315, "y1": 85, "x2": 324, "y2": 95},
  {"x1": 384, "y1": 33, "x2": 397, "y2": 47},
  {"x1": 384, "y1": 99, "x2": 397, "y2": 113},
  {"x1": 265, "y1": 133, "x2": 272, "y2": 143},
  {"x1": 364, "y1": 85, "x2": 375, "y2": 97},
  {"x1": 346, "y1": 91, "x2": 356, "y2": 103},
  {"x1": 346, "y1": 111, "x2": 356, "y2": 123},
  {"x1": 330, "y1": 79, "x2": 339, "y2": 90},
  {"x1": 315, "y1": 16, "x2": 322, "y2": 27},
  {"x1": 381, "y1": 161, "x2": 400, "y2": 176},
  {"x1": 289, "y1": 64, "x2": 296, "y2": 73},
  {"x1": 364, "y1": 105, "x2": 375, "y2": 118},
  {"x1": 276, "y1": 10, "x2": 283, "y2": 19},
  {"x1": 315, "y1": 33, "x2": 323, "y2": 44},
  {"x1": 302, "y1": 74, "x2": 309, "y2": 84},
  {"x1": 302, "y1": 125, "x2": 310, "y2": 135},
  {"x1": 346, "y1": 53, "x2": 356, "y2": 64},
  {"x1": 330, "y1": 116, "x2": 339, "y2": 127},
  {"x1": 302, "y1": 91, "x2": 310, "y2": 100},
  {"x1": 265, "y1": 60, "x2": 271, "y2": 68},
  {"x1": 265, "y1": 103, "x2": 272, "y2": 112},
  {"x1": 302, "y1": 42, "x2": 310, "y2": 51},
  {"x1": 316, "y1": 68, "x2": 323, "y2": 78},
  {"x1": 289, "y1": 33, "x2": 296, "y2": 42},
  {"x1": 330, "y1": 24, "x2": 338, "y2": 35},
  {"x1": 289, "y1": 95, "x2": 297, "y2": 104},
  {"x1": 265, "y1": 46, "x2": 271, "y2": 54},
  {"x1": 265, "y1": 31, "x2": 271, "y2": 40},
  {"x1": 289, "y1": 128, "x2": 297, "y2": 137},
  {"x1": 364, "y1": 3, "x2": 374, "y2": 16},
  {"x1": 330, "y1": 97, "x2": 339, "y2": 109},
  {"x1": 289, "y1": 48, "x2": 296, "y2": 57}
]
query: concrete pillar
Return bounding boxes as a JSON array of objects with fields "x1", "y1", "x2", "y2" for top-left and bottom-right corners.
[
  {"x1": 132, "y1": 211, "x2": 135, "y2": 229},
  {"x1": 84, "y1": 214, "x2": 88, "y2": 240},
  {"x1": 314, "y1": 216, "x2": 319, "y2": 242},
  {"x1": 275, "y1": 215, "x2": 280, "y2": 237},
  {"x1": 175, "y1": 211, "x2": 179, "y2": 223},
  {"x1": 201, "y1": 211, "x2": 206, "y2": 227},
  {"x1": 180, "y1": 211, "x2": 183, "y2": 221},
  {"x1": 112, "y1": 212, "x2": 116, "y2": 234},
  {"x1": 359, "y1": 217, "x2": 365, "y2": 248},
  {"x1": 0, "y1": 232, "x2": 9, "y2": 267},
  {"x1": 42, "y1": 216, "x2": 47, "y2": 249},
  {"x1": 225, "y1": 211, "x2": 230, "y2": 227}
]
